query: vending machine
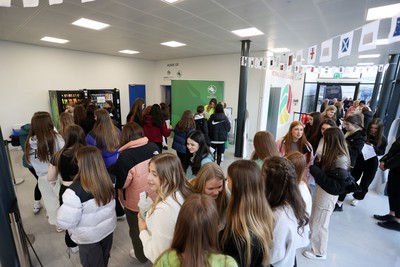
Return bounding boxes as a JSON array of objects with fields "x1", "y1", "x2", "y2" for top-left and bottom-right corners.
[{"x1": 49, "y1": 88, "x2": 121, "y2": 128}]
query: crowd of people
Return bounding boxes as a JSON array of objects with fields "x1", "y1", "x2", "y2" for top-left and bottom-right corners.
[{"x1": 18, "y1": 96, "x2": 399, "y2": 267}]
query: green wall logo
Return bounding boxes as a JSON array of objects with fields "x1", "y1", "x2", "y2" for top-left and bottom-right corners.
[
  {"x1": 279, "y1": 84, "x2": 292, "y2": 125},
  {"x1": 208, "y1": 85, "x2": 217, "y2": 95}
]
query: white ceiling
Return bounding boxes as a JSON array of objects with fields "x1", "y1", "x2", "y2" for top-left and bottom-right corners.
[{"x1": 0, "y1": 0, "x2": 399, "y2": 65}]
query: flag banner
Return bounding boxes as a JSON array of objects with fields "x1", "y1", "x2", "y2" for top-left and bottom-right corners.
[
  {"x1": 241, "y1": 56, "x2": 246, "y2": 66},
  {"x1": 388, "y1": 13, "x2": 400, "y2": 43},
  {"x1": 249, "y1": 57, "x2": 254, "y2": 68},
  {"x1": 23, "y1": 0, "x2": 39, "y2": 7},
  {"x1": 358, "y1": 20, "x2": 380, "y2": 52},
  {"x1": 296, "y1": 50, "x2": 303, "y2": 64},
  {"x1": 49, "y1": 0, "x2": 63, "y2": 5},
  {"x1": 310, "y1": 66, "x2": 315, "y2": 73},
  {"x1": 338, "y1": 31, "x2": 354, "y2": 58},
  {"x1": 307, "y1": 45, "x2": 317, "y2": 64},
  {"x1": 0, "y1": 0, "x2": 11, "y2": 7},
  {"x1": 339, "y1": 66, "x2": 344, "y2": 73},
  {"x1": 320, "y1": 39, "x2": 333, "y2": 63},
  {"x1": 288, "y1": 53, "x2": 294, "y2": 66},
  {"x1": 378, "y1": 64, "x2": 384, "y2": 72}
]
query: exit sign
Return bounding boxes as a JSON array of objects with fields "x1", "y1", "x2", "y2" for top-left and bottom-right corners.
[{"x1": 333, "y1": 73, "x2": 342, "y2": 78}]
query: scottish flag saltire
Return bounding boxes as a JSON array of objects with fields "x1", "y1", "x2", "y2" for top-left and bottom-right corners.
[
  {"x1": 358, "y1": 20, "x2": 380, "y2": 52},
  {"x1": 388, "y1": 13, "x2": 400, "y2": 44},
  {"x1": 338, "y1": 31, "x2": 353, "y2": 58}
]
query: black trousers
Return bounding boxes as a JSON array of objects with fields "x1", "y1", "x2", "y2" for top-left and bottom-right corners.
[
  {"x1": 79, "y1": 233, "x2": 113, "y2": 267},
  {"x1": 59, "y1": 184, "x2": 78, "y2": 248},
  {"x1": 352, "y1": 156, "x2": 379, "y2": 200},
  {"x1": 211, "y1": 143, "x2": 225, "y2": 165},
  {"x1": 387, "y1": 169, "x2": 400, "y2": 218},
  {"x1": 28, "y1": 167, "x2": 41, "y2": 201},
  {"x1": 125, "y1": 208, "x2": 148, "y2": 263}
]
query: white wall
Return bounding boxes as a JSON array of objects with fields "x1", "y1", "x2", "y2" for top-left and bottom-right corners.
[
  {"x1": 0, "y1": 41, "x2": 267, "y2": 142},
  {"x1": 153, "y1": 52, "x2": 266, "y2": 140},
  {"x1": 0, "y1": 41, "x2": 156, "y2": 137}
]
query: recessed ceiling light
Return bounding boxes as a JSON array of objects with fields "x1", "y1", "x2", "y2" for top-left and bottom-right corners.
[
  {"x1": 161, "y1": 0, "x2": 181, "y2": 3},
  {"x1": 72, "y1": 18, "x2": 110, "y2": 30},
  {"x1": 357, "y1": 62, "x2": 374, "y2": 66},
  {"x1": 366, "y1": 3, "x2": 400, "y2": 21},
  {"x1": 119, "y1": 50, "x2": 140, "y2": 55},
  {"x1": 161, "y1": 41, "x2": 186, "y2": 47},
  {"x1": 231, "y1": 27, "x2": 264, "y2": 37},
  {"x1": 41, "y1": 36, "x2": 69, "y2": 44},
  {"x1": 376, "y1": 39, "x2": 388, "y2": 45},
  {"x1": 270, "y1": 47, "x2": 290, "y2": 53},
  {"x1": 359, "y1": 54, "x2": 380, "y2": 59}
]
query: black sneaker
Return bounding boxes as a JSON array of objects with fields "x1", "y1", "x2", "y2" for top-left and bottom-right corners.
[
  {"x1": 373, "y1": 214, "x2": 395, "y2": 222},
  {"x1": 333, "y1": 203, "x2": 343, "y2": 212},
  {"x1": 377, "y1": 221, "x2": 400, "y2": 232}
]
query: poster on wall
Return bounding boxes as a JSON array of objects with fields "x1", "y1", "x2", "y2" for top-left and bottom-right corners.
[
  {"x1": 171, "y1": 80, "x2": 224, "y2": 127},
  {"x1": 260, "y1": 70, "x2": 304, "y2": 140}
]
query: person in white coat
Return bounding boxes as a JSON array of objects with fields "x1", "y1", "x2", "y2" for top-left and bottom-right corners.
[{"x1": 57, "y1": 147, "x2": 116, "y2": 267}]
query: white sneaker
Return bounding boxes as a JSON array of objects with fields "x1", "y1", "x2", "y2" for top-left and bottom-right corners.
[
  {"x1": 350, "y1": 199, "x2": 359, "y2": 206},
  {"x1": 221, "y1": 154, "x2": 224, "y2": 162},
  {"x1": 303, "y1": 250, "x2": 326, "y2": 260},
  {"x1": 129, "y1": 249, "x2": 137, "y2": 260},
  {"x1": 33, "y1": 201, "x2": 41, "y2": 214},
  {"x1": 70, "y1": 246, "x2": 79, "y2": 254}
]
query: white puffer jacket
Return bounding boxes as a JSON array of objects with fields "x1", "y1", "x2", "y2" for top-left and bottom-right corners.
[{"x1": 56, "y1": 182, "x2": 116, "y2": 244}]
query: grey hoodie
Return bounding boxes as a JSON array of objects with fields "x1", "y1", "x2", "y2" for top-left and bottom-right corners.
[{"x1": 28, "y1": 135, "x2": 64, "y2": 177}]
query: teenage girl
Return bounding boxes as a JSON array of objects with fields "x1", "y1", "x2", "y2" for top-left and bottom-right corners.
[
  {"x1": 57, "y1": 146, "x2": 116, "y2": 267},
  {"x1": 154, "y1": 194, "x2": 237, "y2": 267},
  {"x1": 25, "y1": 111, "x2": 64, "y2": 226},
  {"x1": 251, "y1": 131, "x2": 280, "y2": 168},
  {"x1": 172, "y1": 110, "x2": 196, "y2": 171},
  {"x1": 221, "y1": 160, "x2": 273, "y2": 267},
  {"x1": 186, "y1": 130, "x2": 214, "y2": 178},
  {"x1": 138, "y1": 153, "x2": 193, "y2": 263},
  {"x1": 127, "y1": 98, "x2": 144, "y2": 125},
  {"x1": 304, "y1": 112, "x2": 322, "y2": 140},
  {"x1": 143, "y1": 104, "x2": 172, "y2": 151},
  {"x1": 191, "y1": 162, "x2": 230, "y2": 231},
  {"x1": 208, "y1": 103, "x2": 231, "y2": 165}
]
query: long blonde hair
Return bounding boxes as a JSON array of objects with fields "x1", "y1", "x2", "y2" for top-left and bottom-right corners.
[
  {"x1": 149, "y1": 153, "x2": 193, "y2": 214},
  {"x1": 92, "y1": 108, "x2": 120, "y2": 152},
  {"x1": 74, "y1": 146, "x2": 114, "y2": 206},
  {"x1": 222, "y1": 160, "x2": 273, "y2": 267}
]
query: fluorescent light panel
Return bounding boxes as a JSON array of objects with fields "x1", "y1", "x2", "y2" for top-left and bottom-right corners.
[
  {"x1": 119, "y1": 50, "x2": 139, "y2": 54},
  {"x1": 72, "y1": 18, "x2": 110, "y2": 30},
  {"x1": 231, "y1": 27, "x2": 264, "y2": 37},
  {"x1": 161, "y1": 0, "x2": 181, "y2": 3},
  {"x1": 357, "y1": 62, "x2": 374, "y2": 66},
  {"x1": 366, "y1": 3, "x2": 400, "y2": 20},
  {"x1": 161, "y1": 41, "x2": 186, "y2": 47},
  {"x1": 359, "y1": 54, "x2": 380, "y2": 59},
  {"x1": 41, "y1": 36, "x2": 69, "y2": 44},
  {"x1": 376, "y1": 39, "x2": 388, "y2": 45},
  {"x1": 270, "y1": 47, "x2": 290, "y2": 53}
]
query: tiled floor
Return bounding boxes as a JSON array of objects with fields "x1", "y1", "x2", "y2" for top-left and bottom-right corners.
[{"x1": 7, "y1": 141, "x2": 400, "y2": 267}]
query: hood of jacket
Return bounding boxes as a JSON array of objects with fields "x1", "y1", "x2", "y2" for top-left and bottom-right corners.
[{"x1": 118, "y1": 137, "x2": 149, "y2": 152}]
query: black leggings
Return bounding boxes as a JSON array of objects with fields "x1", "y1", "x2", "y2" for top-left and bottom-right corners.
[{"x1": 28, "y1": 167, "x2": 41, "y2": 201}]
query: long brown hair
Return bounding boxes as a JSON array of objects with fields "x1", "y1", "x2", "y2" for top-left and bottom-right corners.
[
  {"x1": 263, "y1": 157, "x2": 309, "y2": 233},
  {"x1": 251, "y1": 131, "x2": 279, "y2": 161},
  {"x1": 222, "y1": 160, "x2": 273, "y2": 267},
  {"x1": 58, "y1": 112, "x2": 75, "y2": 137},
  {"x1": 25, "y1": 111, "x2": 60, "y2": 163},
  {"x1": 168, "y1": 194, "x2": 222, "y2": 267},
  {"x1": 320, "y1": 127, "x2": 350, "y2": 171},
  {"x1": 53, "y1": 125, "x2": 86, "y2": 172},
  {"x1": 120, "y1": 122, "x2": 144, "y2": 146},
  {"x1": 149, "y1": 153, "x2": 193, "y2": 214},
  {"x1": 367, "y1": 118, "x2": 384, "y2": 147},
  {"x1": 73, "y1": 105, "x2": 86, "y2": 126},
  {"x1": 129, "y1": 98, "x2": 144, "y2": 123},
  {"x1": 191, "y1": 163, "x2": 229, "y2": 222},
  {"x1": 175, "y1": 110, "x2": 195, "y2": 132},
  {"x1": 281, "y1": 121, "x2": 311, "y2": 162},
  {"x1": 92, "y1": 108, "x2": 120, "y2": 152},
  {"x1": 74, "y1": 146, "x2": 115, "y2": 206},
  {"x1": 285, "y1": 151, "x2": 310, "y2": 192}
]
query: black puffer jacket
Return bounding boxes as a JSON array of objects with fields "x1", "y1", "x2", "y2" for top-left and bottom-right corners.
[
  {"x1": 310, "y1": 165, "x2": 358, "y2": 195},
  {"x1": 346, "y1": 130, "x2": 366, "y2": 168},
  {"x1": 208, "y1": 112, "x2": 231, "y2": 143}
]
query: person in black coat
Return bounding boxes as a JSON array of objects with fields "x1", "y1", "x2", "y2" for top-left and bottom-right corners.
[
  {"x1": 208, "y1": 103, "x2": 231, "y2": 165},
  {"x1": 374, "y1": 136, "x2": 400, "y2": 232},
  {"x1": 335, "y1": 113, "x2": 366, "y2": 211}
]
